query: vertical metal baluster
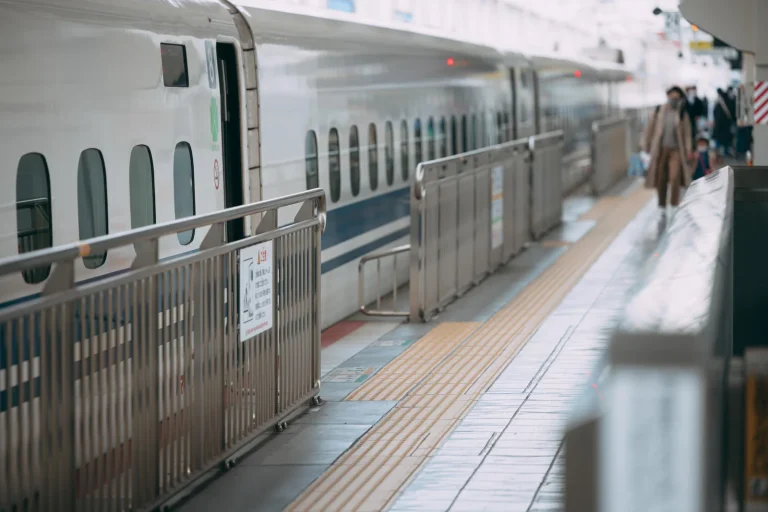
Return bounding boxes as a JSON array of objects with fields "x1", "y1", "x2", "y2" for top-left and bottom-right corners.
[
  {"x1": 78, "y1": 297, "x2": 89, "y2": 511},
  {"x1": 130, "y1": 283, "x2": 140, "y2": 506},
  {"x1": 19, "y1": 316, "x2": 29, "y2": 510},
  {"x1": 118, "y1": 285, "x2": 127, "y2": 509},
  {"x1": 94, "y1": 292, "x2": 105, "y2": 509},
  {"x1": 185, "y1": 265, "x2": 193, "y2": 479},
  {"x1": 171, "y1": 268, "x2": 179, "y2": 488},
  {"x1": 38, "y1": 308, "x2": 49, "y2": 512},
  {"x1": 216, "y1": 256, "x2": 224, "y2": 453},
  {"x1": 392, "y1": 253, "x2": 398, "y2": 311},
  {"x1": 376, "y1": 258, "x2": 381, "y2": 310},
  {"x1": 106, "y1": 289, "x2": 116, "y2": 512}
]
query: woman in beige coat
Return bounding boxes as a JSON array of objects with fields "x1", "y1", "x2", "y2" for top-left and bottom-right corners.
[{"x1": 642, "y1": 86, "x2": 694, "y2": 212}]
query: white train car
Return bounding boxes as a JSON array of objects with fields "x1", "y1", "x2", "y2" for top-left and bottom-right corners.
[{"x1": 0, "y1": 0, "x2": 632, "y2": 330}]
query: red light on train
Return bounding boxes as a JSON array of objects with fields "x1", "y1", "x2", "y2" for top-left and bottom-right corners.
[
  {"x1": 446, "y1": 57, "x2": 455, "y2": 66},
  {"x1": 574, "y1": 70, "x2": 582, "y2": 78}
]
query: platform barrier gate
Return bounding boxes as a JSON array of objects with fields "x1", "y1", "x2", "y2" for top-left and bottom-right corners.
[
  {"x1": 359, "y1": 131, "x2": 564, "y2": 322},
  {"x1": 0, "y1": 189, "x2": 326, "y2": 511}
]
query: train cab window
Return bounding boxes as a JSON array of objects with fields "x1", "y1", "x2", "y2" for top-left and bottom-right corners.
[
  {"x1": 414, "y1": 119, "x2": 423, "y2": 165},
  {"x1": 16, "y1": 153, "x2": 52, "y2": 284},
  {"x1": 368, "y1": 123, "x2": 378, "y2": 191},
  {"x1": 173, "y1": 142, "x2": 196, "y2": 245},
  {"x1": 439, "y1": 117, "x2": 447, "y2": 158},
  {"x1": 160, "y1": 43, "x2": 189, "y2": 88},
  {"x1": 400, "y1": 120, "x2": 409, "y2": 181},
  {"x1": 496, "y1": 112, "x2": 504, "y2": 144},
  {"x1": 470, "y1": 114, "x2": 477, "y2": 150},
  {"x1": 350, "y1": 125, "x2": 360, "y2": 197},
  {"x1": 77, "y1": 149, "x2": 108, "y2": 268},
  {"x1": 450, "y1": 116, "x2": 458, "y2": 155},
  {"x1": 461, "y1": 115, "x2": 469, "y2": 153},
  {"x1": 329, "y1": 128, "x2": 341, "y2": 202},
  {"x1": 427, "y1": 117, "x2": 436, "y2": 160},
  {"x1": 129, "y1": 145, "x2": 156, "y2": 230},
  {"x1": 385, "y1": 121, "x2": 395, "y2": 186},
  {"x1": 305, "y1": 131, "x2": 319, "y2": 190}
]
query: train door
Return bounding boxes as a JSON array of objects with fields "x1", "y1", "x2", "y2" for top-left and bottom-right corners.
[{"x1": 217, "y1": 42, "x2": 245, "y2": 242}]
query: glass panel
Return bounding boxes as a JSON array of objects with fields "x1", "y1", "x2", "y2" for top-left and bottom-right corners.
[
  {"x1": 329, "y1": 128, "x2": 341, "y2": 202},
  {"x1": 129, "y1": 145, "x2": 156, "y2": 230},
  {"x1": 77, "y1": 148, "x2": 109, "y2": 268},
  {"x1": 439, "y1": 117, "x2": 447, "y2": 158},
  {"x1": 470, "y1": 114, "x2": 477, "y2": 150},
  {"x1": 414, "y1": 118, "x2": 423, "y2": 165},
  {"x1": 349, "y1": 125, "x2": 360, "y2": 197},
  {"x1": 450, "y1": 115, "x2": 458, "y2": 155},
  {"x1": 305, "y1": 131, "x2": 319, "y2": 189},
  {"x1": 16, "y1": 153, "x2": 52, "y2": 283},
  {"x1": 385, "y1": 121, "x2": 394, "y2": 186},
  {"x1": 368, "y1": 123, "x2": 378, "y2": 191},
  {"x1": 173, "y1": 142, "x2": 196, "y2": 245},
  {"x1": 400, "y1": 120, "x2": 409, "y2": 181},
  {"x1": 427, "y1": 117, "x2": 435, "y2": 160}
]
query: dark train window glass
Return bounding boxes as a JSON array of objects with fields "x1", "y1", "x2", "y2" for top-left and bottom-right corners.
[
  {"x1": 521, "y1": 70, "x2": 528, "y2": 89},
  {"x1": 414, "y1": 118, "x2": 423, "y2": 165},
  {"x1": 470, "y1": 114, "x2": 477, "y2": 150},
  {"x1": 329, "y1": 128, "x2": 341, "y2": 202},
  {"x1": 496, "y1": 111, "x2": 504, "y2": 144},
  {"x1": 450, "y1": 115, "x2": 458, "y2": 155},
  {"x1": 16, "y1": 153, "x2": 52, "y2": 284},
  {"x1": 427, "y1": 117, "x2": 436, "y2": 160},
  {"x1": 305, "y1": 130, "x2": 319, "y2": 190},
  {"x1": 503, "y1": 111, "x2": 510, "y2": 141},
  {"x1": 461, "y1": 115, "x2": 468, "y2": 153},
  {"x1": 480, "y1": 112, "x2": 487, "y2": 147},
  {"x1": 77, "y1": 148, "x2": 109, "y2": 268},
  {"x1": 385, "y1": 121, "x2": 395, "y2": 186},
  {"x1": 439, "y1": 117, "x2": 447, "y2": 157},
  {"x1": 173, "y1": 142, "x2": 196, "y2": 246},
  {"x1": 129, "y1": 145, "x2": 156, "y2": 230},
  {"x1": 368, "y1": 123, "x2": 378, "y2": 191},
  {"x1": 400, "y1": 120, "x2": 409, "y2": 181},
  {"x1": 161, "y1": 43, "x2": 189, "y2": 88},
  {"x1": 350, "y1": 125, "x2": 360, "y2": 197}
]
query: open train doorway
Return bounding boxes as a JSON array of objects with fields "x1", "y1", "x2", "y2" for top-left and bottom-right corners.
[{"x1": 217, "y1": 41, "x2": 245, "y2": 242}]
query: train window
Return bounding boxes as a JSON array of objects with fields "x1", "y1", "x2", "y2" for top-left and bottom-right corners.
[
  {"x1": 350, "y1": 125, "x2": 360, "y2": 197},
  {"x1": 129, "y1": 145, "x2": 156, "y2": 230},
  {"x1": 385, "y1": 121, "x2": 395, "y2": 186},
  {"x1": 450, "y1": 116, "x2": 458, "y2": 156},
  {"x1": 461, "y1": 115, "x2": 468, "y2": 153},
  {"x1": 414, "y1": 119, "x2": 423, "y2": 165},
  {"x1": 520, "y1": 70, "x2": 528, "y2": 89},
  {"x1": 16, "y1": 153, "x2": 52, "y2": 284},
  {"x1": 470, "y1": 114, "x2": 477, "y2": 150},
  {"x1": 503, "y1": 111, "x2": 510, "y2": 141},
  {"x1": 439, "y1": 117, "x2": 447, "y2": 158},
  {"x1": 160, "y1": 43, "x2": 189, "y2": 88},
  {"x1": 305, "y1": 131, "x2": 319, "y2": 190},
  {"x1": 480, "y1": 112, "x2": 487, "y2": 147},
  {"x1": 77, "y1": 149, "x2": 109, "y2": 268},
  {"x1": 173, "y1": 142, "x2": 196, "y2": 245},
  {"x1": 496, "y1": 112, "x2": 504, "y2": 144},
  {"x1": 427, "y1": 117, "x2": 435, "y2": 160},
  {"x1": 400, "y1": 120, "x2": 409, "y2": 181},
  {"x1": 329, "y1": 128, "x2": 341, "y2": 202},
  {"x1": 368, "y1": 123, "x2": 378, "y2": 191}
]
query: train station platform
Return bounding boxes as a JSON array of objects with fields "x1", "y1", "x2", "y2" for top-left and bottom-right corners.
[{"x1": 177, "y1": 178, "x2": 660, "y2": 512}]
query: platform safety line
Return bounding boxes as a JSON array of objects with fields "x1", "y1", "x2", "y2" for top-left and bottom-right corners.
[
  {"x1": 579, "y1": 195, "x2": 621, "y2": 221},
  {"x1": 287, "y1": 188, "x2": 652, "y2": 512}
]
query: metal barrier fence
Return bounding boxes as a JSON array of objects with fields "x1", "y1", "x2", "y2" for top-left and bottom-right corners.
[
  {"x1": 565, "y1": 167, "x2": 733, "y2": 511},
  {"x1": 0, "y1": 189, "x2": 326, "y2": 511},
  {"x1": 591, "y1": 117, "x2": 630, "y2": 194},
  {"x1": 358, "y1": 131, "x2": 564, "y2": 322}
]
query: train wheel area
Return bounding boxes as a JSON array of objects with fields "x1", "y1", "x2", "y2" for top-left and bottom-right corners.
[{"x1": 176, "y1": 177, "x2": 659, "y2": 512}]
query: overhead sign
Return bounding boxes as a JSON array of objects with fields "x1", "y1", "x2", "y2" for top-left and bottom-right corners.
[
  {"x1": 689, "y1": 40, "x2": 713, "y2": 52},
  {"x1": 240, "y1": 241, "x2": 274, "y2": 342},
  {"x1": 663, "y1": 12, "x2": 681, "y2": 41}
]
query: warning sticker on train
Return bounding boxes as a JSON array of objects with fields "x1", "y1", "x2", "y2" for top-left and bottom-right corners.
[
  {"x1": 205, "y1": 40, "x2": 217, "y2": 89},
  {"x1": 240, "y1": 241, "x2": 273, "y2": 342}
]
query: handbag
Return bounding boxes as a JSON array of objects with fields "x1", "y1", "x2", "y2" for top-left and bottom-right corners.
[{"x1": 628, "y1": 152, "x2": 646, "y2": 177}]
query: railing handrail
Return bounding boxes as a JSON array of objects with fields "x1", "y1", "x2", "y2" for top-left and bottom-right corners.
[
  {"x1": 358, "y1": 244, "x2": 411, "y2": 267},
  {"x1": 0, "y1": 188, "x2": 326, "y2": 277}
]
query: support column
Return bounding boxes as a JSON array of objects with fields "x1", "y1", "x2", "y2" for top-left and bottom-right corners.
[{"x1": 754, "y1": 59, "x2": 768, "y2": 165}]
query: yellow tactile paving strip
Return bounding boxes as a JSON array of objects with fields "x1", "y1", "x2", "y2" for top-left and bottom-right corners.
[
  {"x1": 287, "y1": 187, "x2": 652, "y2": 512},
  {"x1": 346, "y1": 322, "x2": 480, "y2": 401},
  {"x1": 579, "y1": 196, "x2": 621, "y2": 221}
]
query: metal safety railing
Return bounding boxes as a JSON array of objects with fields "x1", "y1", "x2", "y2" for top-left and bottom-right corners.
[
  {"x1": 591, "y1": 117, "x2": 630, "y2": 195},
  {"x1": 0, "y1": 189, "x2": 326, "y2": 511},
  {"x1": 358, "y1": 131, "x2": 564, "y2": 322},
  {"x1": 565, "y1": 168, "x2": 734, "y2": 512}
]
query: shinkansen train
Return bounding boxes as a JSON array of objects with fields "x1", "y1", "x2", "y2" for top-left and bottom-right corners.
[{"x1": 0, "y1": 0, "x2": 634, "y2": 328}]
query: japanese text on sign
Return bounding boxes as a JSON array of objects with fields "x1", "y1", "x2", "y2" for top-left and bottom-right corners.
[{"x1": 239, "y1": 241, "x2": 273, "y2": 342}]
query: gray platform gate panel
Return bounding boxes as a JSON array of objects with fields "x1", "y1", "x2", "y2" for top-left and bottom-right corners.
[
  {"x1": 0, "y1": 189, "x2": 326, "y2": 511},
  {"x1": 357, "y1": 131, "x2": 564, "y2": 322},
  {"x1": 565, "y1": 168, "x2": 734, "y2": 512},
  {"x1": 591, "y1": 118, "x2": 630, "y2": 195}
]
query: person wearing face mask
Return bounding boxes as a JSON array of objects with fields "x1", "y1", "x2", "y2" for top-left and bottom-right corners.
[
  {"x1": 692, "y1": 136, "x2": 713, "y2": 181},
  {"x1": 642, "y1": 86, "x2": 694, "y2": 215}
]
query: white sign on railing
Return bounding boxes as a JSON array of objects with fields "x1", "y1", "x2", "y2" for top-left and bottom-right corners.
[
  {"x1": 491, "y1": 165, "x2": 504, "y2": 249},
  {"x1": 240, "y1": 241, "x2": 274, "y2": 341}
]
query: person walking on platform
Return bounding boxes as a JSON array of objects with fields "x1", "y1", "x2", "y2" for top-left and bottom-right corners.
[
  {"x1": 642, "y1": 86, "x2": 693, "y2": 215},
  {"x1": 714, "y1": 88, "x2": 735, "y2": 156},
  {"x1": 686, "y1": 86, "x2": 706, "y2": 144}
]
